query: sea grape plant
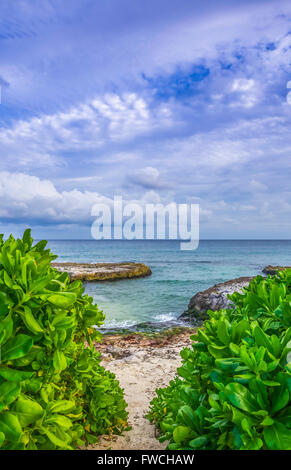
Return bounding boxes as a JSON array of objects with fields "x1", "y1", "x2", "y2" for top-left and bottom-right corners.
[
  {"x1": 0, "y1": 230, "x2": 128, "y2": 449},
  {"x1": 147, "y1": 271, "x2": 291, "y2": 450}
]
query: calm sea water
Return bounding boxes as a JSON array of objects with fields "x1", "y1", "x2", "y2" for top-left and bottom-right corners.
[{"x1": 46, "y1": 240, "x2": 291, "y2": 329}]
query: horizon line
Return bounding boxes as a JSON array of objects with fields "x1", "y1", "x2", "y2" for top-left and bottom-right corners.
[{"x1": 39, "y1": 238, "x2": 291, "y2": 241}]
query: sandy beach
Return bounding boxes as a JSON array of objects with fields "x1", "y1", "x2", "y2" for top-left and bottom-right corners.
[{"x1": 87, "y1": 331, "x2": 194, "y2": 450}]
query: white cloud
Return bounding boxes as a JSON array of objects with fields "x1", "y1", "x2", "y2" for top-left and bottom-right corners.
[
  {"x1": 1, "y1": 1, "x2": 291, "y2": 239},
  {"x1": 230, "y1": 78, "x2": 259, "y2": 108},
  {"x1": 0, "y1": 171, "x2": 170, "y2": 225},
  {"x1": 0, "y1": 171, "x2": 112, "y2": 223},
  {"x1": 2, "y1": 0, "x2": 291, "y2": 115},
  {"x1": 0, "y1": 170, "x2": 290, "y2": 240},
  {"x1": 249, "y1": 180, "x2": 268, "y2": 192},
  {"x1": 126, "y1": 166, "x2": 172, "y2": 190},
  {"x1": 0, "y1": 93, "x2": 172, "y2": 170},
  {"x1": 232, "y1": 79, "x2": 255, "y2": 92}
]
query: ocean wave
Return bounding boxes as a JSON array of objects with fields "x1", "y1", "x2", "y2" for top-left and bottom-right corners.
[
  {"x1": 98, "y1": 312, "x2": 188, "y2": 333},
  {"x1": 153, "y1": 312, "x2": 177, "y2": 322},
  {"x1": 102, "y1": 318, "x2": 137, "y2": 329}
]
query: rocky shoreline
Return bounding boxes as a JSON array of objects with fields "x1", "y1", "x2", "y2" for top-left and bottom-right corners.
[
  {"x1": 262, "y1": 265, "x2": 291, "y2": 275},
  {"x1": 179, "y1": 276, "x2": 254, "y2": 323},
  {"x1": 53, "y1": 261, "x2": 290, "y2": 330},
  {"x1": 96, "y1": 327, "x2": 195, "y2": 360},
  {"x1": 52, "y1": 262, "x2": 152, "y2": 281},
  {"x1": 180, "y1": 265, "x2": 290, "y2": 323}
]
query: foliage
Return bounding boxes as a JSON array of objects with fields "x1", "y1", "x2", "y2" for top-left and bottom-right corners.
[
  {"x1": 0, "y1": 230, "x2": 128, "y2": 450},
  {"x1": 147, "y1": 271, "x2": 291, "y2": 450}
]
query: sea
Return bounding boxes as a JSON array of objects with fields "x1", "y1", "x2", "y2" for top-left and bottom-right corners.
[{"x1": 46, "y1": 240, "x2": 291, "y2": 331}]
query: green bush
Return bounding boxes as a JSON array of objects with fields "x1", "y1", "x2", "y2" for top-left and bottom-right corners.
[
  {"x1": 0, "y1": 230, "x2": 128, "y2": 450},
  {"x1": 147, "y1": 271, "x2": 291, "y2": 450}
]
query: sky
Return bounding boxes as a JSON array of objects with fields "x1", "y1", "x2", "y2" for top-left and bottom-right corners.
[{"x1": 0, "y1": 0, "x2": 291, "y2": 239}]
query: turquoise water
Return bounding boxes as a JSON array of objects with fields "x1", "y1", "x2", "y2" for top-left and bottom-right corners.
[{"x1": 46, "y1": 240, "x2": 291, "y2": 329}]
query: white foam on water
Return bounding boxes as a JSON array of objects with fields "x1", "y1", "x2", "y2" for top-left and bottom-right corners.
[
  {"x1": 102, "y1": 318, "x2": 137, "y2": 329},
  {"x1": 153, "y1": 312, "x2": 177, "y2": 322},
  {"x1": 94, "y1": 295, "x2": 109, "y2": 302}
]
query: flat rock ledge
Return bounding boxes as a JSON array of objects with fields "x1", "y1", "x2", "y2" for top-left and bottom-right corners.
[
  {"x1": 52, "y1": 262, "x2": 152, "y2": 282},
  {"x1": 180, "y1": 276, "x2": 254, "y2": 323},
  {"x1": 262, "y1": 265, "x2": 291, "y2": 275}
]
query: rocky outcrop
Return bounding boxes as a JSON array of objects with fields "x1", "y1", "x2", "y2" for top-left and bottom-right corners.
[
  {"x1": 262, "y1": 265, "x2": 291, "y2": 275},
  {"x1": 179, "y1": 276, "x2": 254, "y2": 323},
  {"x1": 52, "y1": 262, "x2": 152, "y2": 281}
]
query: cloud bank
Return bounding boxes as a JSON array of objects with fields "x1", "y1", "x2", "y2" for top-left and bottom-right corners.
[{"x1": 0, "y1": 0, "x2": 291, "y2": 238}]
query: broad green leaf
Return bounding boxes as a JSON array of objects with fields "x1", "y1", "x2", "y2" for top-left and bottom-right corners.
[
  {"x1": 0, "y1": 381, "x2": 21, "y2": 407},
  {"x1": 0, "y1": 312, "x2": 13, "y2": 345},
  {"x1": 0, "y1": 292, "x2": 9, "y2": 317},
  {"x1": 47, "y1": 292, "x2": 77, "y2": 308},
  {"x1": 1, "y1": 334, "x2": 33, "y2": 361},
  {"x1": 45, "y1": 415, "x2": 72, "y2": 430},
  {"x1": 276, "y1": 406, "x2": 291, "y2": 427},
  {"x1": 224, "y1": 382, "x2": 259, "y2": 412},
  {"x1": 209, "y1": 368, "x2": 224, "y2": 385},
  {"x1": 229, "y1": 342, "x2": 240, "y2": 355},
  {"x1": 30, "y1": 274, "x2": 53, "y2": 293},
  {"x1": 173, "y1": 425, "x2": 191, "y2": 444},
  {"x1": 189, "y1": 436, "x2": 208, "y2": 449},
  {"x1": 160, "y1": 421, "x2": 175, "y2": 432},
  {"x1": 167, "y1": 442, "x2": 181, "y2": 450},
  {"x1": 53, "y1": 350, "x2": 67, "y2": 371},
  {"x1": 244, "y1": 436, "x2": 263, "y2": 450},
  {"x1": 49, "y1": 400, "x2": 75, "y2": 414},
  {"x1": 216, "y1": 358, "x2": 240, "y2": 372},
  {"x1": 0, "y1": 413, "x2": 22, "y2": 441},
  {"x1": 0, "y1": 367, "x2": 33, "y2": 382},
  {"x1": 14, "y1": 396, "x2": 44, "y2": 426},
  {"x1": 52, "y1": 314, "x2": 75, "y2": 329},
  {"x1": 23, "y1": 228, "x2": 33, "y2": 248},
  {"x1": 217, "y1": 320, "x2": 230, "y2": 345},
  {"x1": 20, "y1": 306, "x2": 44, "y2": 334},
  {"x1": 41, "y1": 427, "x2": 73, "y2": 450},
  {"x1": 241, "y1": 418, "x2": 253, "y2": 437},
  {"x1": 3, "y1": 271, "x2": 14, "y2": 288},
  {"x1": 21, "y1": 378, "x2": 42, "y2": 394},
  {"x1": 263, "y1": 422, "x2": 291, "y2": 450},
  {"x1": 208, "y1": 344, "x2": 229, "y2": 359},
  {"x1": 0, "y1": 431, "x2": 5, "y2": 447},
  {"x1": 261, "y1": 416, "x2": 274, "y2": 426},
  {"x1": 177, "y1": 405, "x2": 196, "y2": 428},
  {"x1": 271, "y1": 385, "x2": 289, "y2": 414}
]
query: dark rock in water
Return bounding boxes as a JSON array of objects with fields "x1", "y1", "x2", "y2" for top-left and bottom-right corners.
[
  {"x1": 179, "y1": 276, "x2": 254, "y2": 323},
  {"x1": 262, "y1": 265, "x2": 291, "y2": 275}
]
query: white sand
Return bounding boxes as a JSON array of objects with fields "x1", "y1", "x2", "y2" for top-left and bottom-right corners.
[{"x1": 88, "y1": 334, "x2": 192, "y2": 450}]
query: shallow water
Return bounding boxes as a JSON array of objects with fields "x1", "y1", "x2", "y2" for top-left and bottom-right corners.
[{"x1": 46, "y1": 240, "x2": 291, "y2": 329}]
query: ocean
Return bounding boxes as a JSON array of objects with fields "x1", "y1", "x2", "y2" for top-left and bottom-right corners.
[{"x1": 46, "y1": 240, "x2": 291, "y2": 330}]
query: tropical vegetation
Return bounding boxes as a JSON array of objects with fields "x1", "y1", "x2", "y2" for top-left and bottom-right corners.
[
  {"x1": 0, "y1": 230, "x2": 128, "y2": 450},
  {"x1": 147, "y1": 270, "x2": 291, "y2": 450}
]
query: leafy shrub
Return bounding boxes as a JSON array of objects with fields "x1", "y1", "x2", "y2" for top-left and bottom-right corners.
[
  {"x1": 147, "y1": 271, "x2": 291, "y2": 450},
  {"x1": 0, "y1": 230, "x2": 128, "y2": 449}
]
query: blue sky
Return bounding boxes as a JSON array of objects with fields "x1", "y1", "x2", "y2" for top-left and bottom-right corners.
[{"x1": 0, "y1": 0, "x2": 291, "y2": 239}]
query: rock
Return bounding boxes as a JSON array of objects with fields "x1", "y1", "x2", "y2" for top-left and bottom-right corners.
[
  {"x1": 100, "y1": 319, "x2": 187, "y2": 336},
  {"x1": 262, "y1": 265, "x2": 291, "y2": 275},
  {"x1": 103, "y1": 346, "x2": 132, "y2": 360},
  {"x1": 179, "y1": 276, "x2": 254, "y2": 322},
  {"x1": 51, "y1": 262, "x2": 152, "y2": 281}
]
